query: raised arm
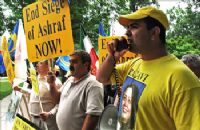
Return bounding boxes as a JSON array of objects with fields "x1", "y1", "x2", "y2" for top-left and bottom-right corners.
[
  {"x1": 96, "y1": 40, "x2": 127, "y2": 84},
  {"x1": 47, "y1": 71, "x2": 61, "y2": 104},
  {"x1": 96, "y1": 53, "x2": 116, "y2": 84}
]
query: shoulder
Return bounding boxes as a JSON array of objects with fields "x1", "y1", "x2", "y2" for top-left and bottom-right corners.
[
  {"x1": 168, "y1": 56, "x2": 195, "y2": 78},
  {"x1": 86, "y1": 75, "x2": 103, "y2": 89},
  {"x1": 167, "y1": 56, "x2": 200, "y2": 91}
]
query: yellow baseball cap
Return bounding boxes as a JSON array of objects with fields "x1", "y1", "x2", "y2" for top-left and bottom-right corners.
[{"x1": 118, "y1": 6, "x2": 170, "y2": 30}]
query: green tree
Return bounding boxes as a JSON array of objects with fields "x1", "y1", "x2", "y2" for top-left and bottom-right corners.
[
  {"x1": 1, "y1": 0, "x2": 34, "y2": 34},
  {"x1": 0, "y1": 0, "x2": 157, "y2": 49},
  {"x1": 166, "y1": 1, "x2": 200, "y2": 58},
  {"x1": 70, "y1": 0, "x2": 158, "y2": 49},
  {"x1": 0, "y1": 1, "x2": 6, "y2": 35}
]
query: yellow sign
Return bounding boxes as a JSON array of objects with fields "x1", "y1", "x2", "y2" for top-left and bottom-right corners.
[
  {"x1": 23, "y1": 0, "x2": 74, "y2": 62},
  {"x1": 29, "y1": 63, "x2": 39, "y2": 95},
  {"x1": 12, "y1": 116, "x2": 36, "y2": 130},
  {"x1": 98, "y1": 36, "x2": 137, "y2": 64},
  {"x1": 2, "y1": 37, "x2": 15, "y2": 83}
]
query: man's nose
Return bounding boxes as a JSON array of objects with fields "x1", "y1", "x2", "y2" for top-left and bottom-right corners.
[{"x1": 125, "y1": 29, "x2": 132, "y2": 37}]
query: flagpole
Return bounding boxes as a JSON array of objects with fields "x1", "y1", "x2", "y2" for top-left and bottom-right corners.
[
  {"x1": 48, "y1": 59, "x2": 54, "y2": 72},
  {"x1": 80, "y1": 24, "x2": 87, "y2": 36}
]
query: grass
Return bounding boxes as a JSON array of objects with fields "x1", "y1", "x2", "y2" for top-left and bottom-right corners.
[{"x1": 0, "y1": 77, "x2": 12, "y2": 100}]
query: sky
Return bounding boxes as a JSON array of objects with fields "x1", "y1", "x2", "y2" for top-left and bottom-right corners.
[
  {"x1": 158, "y1": 0, "x2": 186, "y2": 13},
  {"x1": 159, "y1": 0, "x2": 178, "y2": 12}
]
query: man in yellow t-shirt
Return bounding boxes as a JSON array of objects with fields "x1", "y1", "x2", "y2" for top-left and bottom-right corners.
[{"x1": 97, "y1": 6, "x2": 200, "y2": 130}]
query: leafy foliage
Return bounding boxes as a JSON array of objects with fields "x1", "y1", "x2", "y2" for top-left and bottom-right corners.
[
  {"x1": 166, "y1": 1, "x2": 200, "y2": 58},
  {"x1": 1, "y1": 0, "x2": 34, "y2": 33},
  {"x1": 167, "y1": 35, "x2": 200, "y2": 58},
  {"x1": 0, "y1": 2, "x2": 6, "y2": 35},
  {"x1": 70, "y1": 0, "x2": 157, "y2": 49},
  {"x1": 0, "y1": 0, "x2": 157, "y2": 50}
]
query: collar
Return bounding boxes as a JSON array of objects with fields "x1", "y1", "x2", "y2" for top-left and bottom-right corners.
[
  {"x1": 38, "y1": 75, "x2": 47, "y2": 80},
  {"x1": 71, "y1": 73, "x2": 90, "y2": 84}
]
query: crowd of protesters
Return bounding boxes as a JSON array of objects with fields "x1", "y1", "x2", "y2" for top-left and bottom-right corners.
[{"x1": 11, "y1": 6, "x2": 200, "y2": 130}]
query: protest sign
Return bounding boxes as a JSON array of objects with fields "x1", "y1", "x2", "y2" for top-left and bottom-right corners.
[
  {"x1": 29, "y1": 62, "x2": 39, "y2": 95},
  {"x1": 23, "y1": 0, "x2": 74, "y2": 62},
  {"x1": 3, "y1": 91, "x2": 22, "y2": 130},
  {"x1": 12, "y1": 114, "x2": 40, "y2": 130}
]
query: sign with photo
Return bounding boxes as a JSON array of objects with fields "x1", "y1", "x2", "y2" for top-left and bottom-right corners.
[
  {"x1": 3, "y1": 91, "x2": 22, "y2": 130},
  {"x1": 117, "y1": 84, "x2": 139, "y2": 130}
]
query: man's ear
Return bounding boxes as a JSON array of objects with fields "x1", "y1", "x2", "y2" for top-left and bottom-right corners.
[{"x1": 151, "y1": 26, "x2": 160, "y2": 41}]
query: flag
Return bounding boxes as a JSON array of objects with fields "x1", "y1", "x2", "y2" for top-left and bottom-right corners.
[
  {"x1": 8, "y1": 20, "x2": 20, "y2": 58},
  {"x1": 80, "y1": 25, "x2": 99, "y2": 75},
  {"x1": 80, "y1": 24, "x2": 86, "y2": 50},
  {"x1": 0, "y1": 54, "x2": 5, "y2": 74},
  {"x1": 12, "y1": 19, "x2": 28, "y2": 87},
  {"x1": 55, "y1": 56, "x2": 70, "y2": 71},
  {"x1": 2, "y1": 36, "x2": 15, "y2": 83},
  {"x1": 0, "y1": 30, "x2": 10, "y2": 74},
  {"x1": 110, "y1": 20, "x2": 126, "y2": 36},
  {"x1": 110, "y1": 20, "x2": 115, "y2": 36},
  {"x1": 98, "y1": 22, "x2": 107, "y2": 36},
  {"x1": 83, "y1": 36, "x2": 99, "y2": 75}
]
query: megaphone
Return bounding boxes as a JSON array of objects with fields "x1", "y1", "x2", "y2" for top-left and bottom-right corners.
[{"x1": 98, "y1": 104, "x2": 118, "y2": 130}]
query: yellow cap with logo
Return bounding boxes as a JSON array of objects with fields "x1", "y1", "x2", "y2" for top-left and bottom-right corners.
[{"x1": 118, "y1": 6, "x2": 170, "y2": 30}]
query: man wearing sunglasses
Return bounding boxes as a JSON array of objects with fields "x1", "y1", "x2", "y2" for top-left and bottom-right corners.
[{"x1": 47, "y1": 50, "x2": 104, "y2": 130}]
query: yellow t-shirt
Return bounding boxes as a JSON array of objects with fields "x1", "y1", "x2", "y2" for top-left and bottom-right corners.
[{"x1": 111, "y1": 54, "x2": 200, "y2": 130}]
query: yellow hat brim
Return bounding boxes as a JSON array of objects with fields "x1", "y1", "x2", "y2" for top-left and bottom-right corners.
[
  {"x1": 119, "y1": 13, "x2": 148, "y2": 26},
  {"x1": 118, "y1": 6, "x2": 170, "y2": 30}
]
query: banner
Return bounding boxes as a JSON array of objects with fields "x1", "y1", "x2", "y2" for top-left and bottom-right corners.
[
  {"x1": 2, "y1": 36, "x2": 15, "y2": 83},
  {"x1": 23, "y1": 0, "x2": 74, "y2": 62},
  {"x1": 98, "y1": 36, "x2": 137, "y2": 65}
]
